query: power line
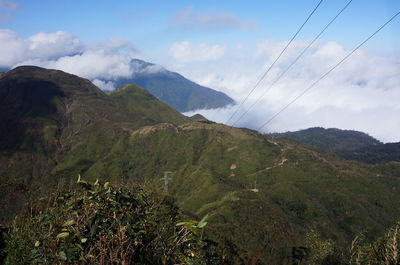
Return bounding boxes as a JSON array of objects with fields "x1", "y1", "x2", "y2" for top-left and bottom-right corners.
[
  {"x1": 257, "y1": 10, "x2": 400, "y2": 132},
  {"x1": 225, "y1": 0, "x2": 325, "y2": 125},
  {"x1": 231, "y1": 0, "x2": 353, "y2": 127}
]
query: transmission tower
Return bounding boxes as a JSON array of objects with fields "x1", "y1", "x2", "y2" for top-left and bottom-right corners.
[{"x1": 161, "y1": 171, "x2": 172, "y2": 192}]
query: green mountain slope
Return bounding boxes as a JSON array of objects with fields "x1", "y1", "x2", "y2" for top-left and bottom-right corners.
[
  {"x1": 81, "y1": 123, "x2": 400, "y2": 263},
  {"x1": 1, "y1": 67, "x2": 400, "y2": 264},
  {"x1": 341, "y1": 142, "x2": 400, "y2": 164},
  {"x1": 273, "y1": 127, "x2": 400, "y2": 164},
  {"x1": 273, "y1": 127, "x2": 381, "y2": 153},
  {"x1": 0, "y1": 66, "x2": 189, "y2": 221},
  {"x1": 109, "y1": 83, "x2": 189, "y2": 125}
]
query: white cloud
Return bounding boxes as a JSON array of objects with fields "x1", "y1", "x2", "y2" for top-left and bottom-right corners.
[
  {"x1": 92, "y1": 79, "x2": 116, "y2": 91},
  {"x1": 0, "y1": 29, "x2": 83, "y2": 67},
  {"x1": 170, "y1": 40, "x2": 226, "y2": 62},
  {"x1": 172, "y1": 6, "x2": 256, "y2": 30},
  {"x1": 178, "y1": 40, "x2": 400, "y2": 143},
  {"x1": 0, "y1": 29, "x2": 144, "y2": 82},
  {"x1": 34, "y1": 50, "x2": 133, "y2": 80},
  {"x1": 0, "y1": 29, "x2": 26, "y2": 66},
  {"x1": 27, "y1": 31, "x2": 83, "y2": 59}
]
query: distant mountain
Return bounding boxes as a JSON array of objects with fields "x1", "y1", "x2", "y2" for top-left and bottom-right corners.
[
  {"x1": 342, "y1": 142, "x2": 400, "y2": 164},
  {"x1": 272, "y1": 127, "x2": 381, "y2": 153},
  {"x1": 113, "y1": 59, "x2": 234, "y2": 112},
  {"x1": 273, "y1": 127, "x2": 400, "y2": 164}
]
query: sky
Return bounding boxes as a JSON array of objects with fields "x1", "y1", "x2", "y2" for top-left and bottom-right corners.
[{"x1": 0, "y1": 0, "x2": 399, "y2": 142}]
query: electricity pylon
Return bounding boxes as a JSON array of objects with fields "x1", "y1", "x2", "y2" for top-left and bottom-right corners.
[{"x1": 161, "y1": 171, "x2": 172, "y2": 192}]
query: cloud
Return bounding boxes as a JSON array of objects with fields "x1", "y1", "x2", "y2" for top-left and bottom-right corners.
[
  {"x1": 0, "y1": 29, "x2": 145, "y2": 82},
  {"x1": 0, "y1": 29, "x2": 83, "y2": 67},
  {"x1": 27, "y1": 31, "x2": 83, "y2": 59},
  {"x1": 177, "y1": 40, "x2": 400, "y2": 143},
  {"x1": 0, "y1": 0, "x2": 18, "y2": 22},
  {"x1": 172, "y1": 6, "x2": 256, "y2": 30},
  {"x1": 92, "y1": 79, "x2": 116, "y2": 91},
  {"x1": 25, "y1": 50, "x2": 134, "y2": 80},
  {"x1": 170, "y1": 40, "x2": 226, "y2": 62}
]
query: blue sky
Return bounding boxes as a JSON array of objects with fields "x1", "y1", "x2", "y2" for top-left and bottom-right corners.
[
  {"x1": 1, "y1": 0, "x2": 400, "y2": 142},
  {"x1": 3, "y1": 0, "x2": 400, "y2": 56}
]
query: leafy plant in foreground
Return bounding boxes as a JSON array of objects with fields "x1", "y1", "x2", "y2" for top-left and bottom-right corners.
[
  {"x1": 3, "y1": 177, "x2": 213, "y2": 264},
  {"x1": 349, "y1": 222, "x2": 400, "y2": 265}
]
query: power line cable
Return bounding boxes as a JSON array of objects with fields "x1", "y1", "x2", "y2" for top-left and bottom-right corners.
[
  {"x1": 225, "y1": 0, "x2": 325, "y2": 125},
  {"x1": 257, "y1": 10, "x2": 400, "y2": 132},
  {"x1": 231, "y1": 0, "x2": 353, "y2": 127}
]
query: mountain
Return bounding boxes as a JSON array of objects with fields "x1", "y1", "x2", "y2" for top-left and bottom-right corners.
[
  {"x1": 273, "y1": 127, "x2": 400, "y2": 164},
  {"x1": 1, "y1": 67, "x2": 400, "y2": 264},
  {"x1": 109, "y1": 83, "x2": 189, "y2": 125},
  {"x1": 0, "y1": 66, "x2": 189, "y2": 221},
  {"x1": 342, "y1": 142, "x2": 400, "y2": 164},
  {"x1": 189, "y1": 113, "x2": 214, "y2": 124},
  {"x1": 113, "y1": 59, "x2": 235, "y2": 112},
  {"x1": 272, "y1": 127, "x2": 381, "y2": 153}
]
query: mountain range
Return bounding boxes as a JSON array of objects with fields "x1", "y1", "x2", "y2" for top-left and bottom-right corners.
[
  {"x1": 273, "y1": 127, "x2": 400, "y2": 164},
  {"x1": 1, "y1": 59, "x2": 235, "y2": 113},
  {"x1": 1, "y1": 66, "x2": 400, "y2": 264}
]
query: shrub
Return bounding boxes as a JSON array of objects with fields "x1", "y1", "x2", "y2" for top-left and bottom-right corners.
[
  {"x1": 350, "y1": 222, "x2": 400, "y2": 265},
  {"x1": 3, "y1": 177, "x2": 212, "y2": 264}
]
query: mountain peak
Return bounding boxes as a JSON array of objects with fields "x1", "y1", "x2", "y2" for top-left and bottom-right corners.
[
  {"x1": 112, "y1": 59, "x2": 234, "y2": 112},
  {"x1": 2, "y1": 65, "x2": 106, "y2": 97}
]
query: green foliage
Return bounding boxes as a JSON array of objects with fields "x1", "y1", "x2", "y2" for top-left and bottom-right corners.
[
  {"x1": 3, "y1": 178, "x2": 214, "y2": 264},
  {"x1": 349, "y1": 222, "x2": 400, "y2": 265},
  {"x1": 343, "y1": 143, "x2": 400, "y2": 164},
  {"x1": 274, "y1": 127, "x2": 400, "y2": 164},
  {"x1": 109, "y1": 83, "x2": 189, "y2": 126},
  {"x1": 304, "y1": 230, "x2": 335, "y2": 265},
  {"x1": 273, "y1": 127, "x2": 381, "y2": 154}
]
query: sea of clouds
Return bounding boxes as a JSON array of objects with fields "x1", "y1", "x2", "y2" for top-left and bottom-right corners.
[{"x1": 172, "y1": 40, "x2": 400, "y2": 143}]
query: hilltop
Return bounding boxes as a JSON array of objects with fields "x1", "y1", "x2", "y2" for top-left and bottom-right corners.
[
  {"x1": 109, "y1": 83, "x2": 189, "y2": 125},
  {"x1": 273, "y1": 127, "x2": 400, "y2": 164}
]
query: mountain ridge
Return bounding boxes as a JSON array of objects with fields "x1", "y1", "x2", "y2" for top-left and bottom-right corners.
[
  {"x1": 273, "y1": 127, "x2": 400, "y2": 164},
  {"x1": 1, "y1": 67, "x2": 400, "y2": 264}
]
